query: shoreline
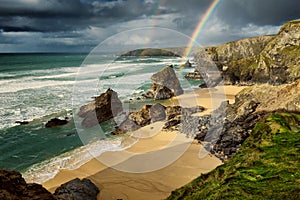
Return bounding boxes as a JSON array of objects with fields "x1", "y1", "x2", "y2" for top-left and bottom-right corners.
[{"x1": 42, "y1": 85, "x2": 245, "y2": 199}]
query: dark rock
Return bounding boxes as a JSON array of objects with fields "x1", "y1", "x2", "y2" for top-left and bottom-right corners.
[
  {"x1": 0, "y1": 169, "x2": 55, "y2": 200},
  {"x1": 15, "y1": 121, "x2": 30, "y2": 125},
  {"x1": 164, "y1": 116, "x2": 181, "y2": 129},
  {"x1": 149, "y1": 103, "x2": 166, "y2": 123},
  {"x1": 154, "y1": 85, "x2": 174, "y2": 100},
  {"x1": 54, "y1": 178, "x2": 99, "y2": 200},
  {"x1": 165, "y1": 106, "x2": 182, "y2": 120},
  {"x1": 78, "y1": 88, "x2": 123, "y2": 128},
  {"x1": 199, "y1": 82, "x2": 208, "y2": 88},
  {"x1": 45, "y1": 118, "x2": 68, "y2": 128}
]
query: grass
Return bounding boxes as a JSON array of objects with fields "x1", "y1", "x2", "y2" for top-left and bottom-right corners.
[{"x1": 167, "y1": 112, "x2": 300, "y2": 200}]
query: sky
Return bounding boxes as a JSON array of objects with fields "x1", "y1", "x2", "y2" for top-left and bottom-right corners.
[{"x1": 0, "y1": 0, "x2": 299, "y2": 52}]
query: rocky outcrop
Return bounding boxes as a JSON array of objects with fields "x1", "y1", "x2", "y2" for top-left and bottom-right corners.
[
  {"x1": 0, "y1": 169, "x2": 100, "y2": 200},
  {"x1": 45, "y1": 118, "x2": 68, "y2": 128},
  {"x1": 252, "y1": 20, "x2": 300, "y2": 84},
  {"x1": 78, "y1": 89, "x2": 123, "y2": 128},
  {"x1": 113, "y1": 104, "x2": 205, "y2": 134},
  {"x1": 0, "y1": 169, "x2": 55, "y2": 200},
  {"x1": 177, "y1": 79, "x2": 300, "y2": 161},
  {"x1": 143, "y1": 65, "x2": 183, "y2": 99},
  {"x1": 54, "y1": 178, "x2": 99, "y2": 200}
]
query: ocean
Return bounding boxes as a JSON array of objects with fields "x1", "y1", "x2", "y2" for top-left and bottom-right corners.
[{"x1": 0, "y1": 53, "x2": 202, "y2": 183}]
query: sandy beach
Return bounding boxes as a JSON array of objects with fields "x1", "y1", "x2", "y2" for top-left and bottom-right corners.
[{"x1": 43, "y1": 85, "x2": 245, "y2": 200}]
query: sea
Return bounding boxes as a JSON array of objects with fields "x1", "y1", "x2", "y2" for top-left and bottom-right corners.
[{"x1": 0, "y1": 52, "x2": 202, "y2": 183}]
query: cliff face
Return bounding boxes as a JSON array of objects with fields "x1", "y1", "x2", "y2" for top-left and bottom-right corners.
[{"x1": 203, "y1": 20, "x2": 300, "y2": 85}]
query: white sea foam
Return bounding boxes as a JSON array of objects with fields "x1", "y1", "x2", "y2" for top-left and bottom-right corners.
[{"x1": 23, "y1": 137, "x2": 137, "y2": 184}]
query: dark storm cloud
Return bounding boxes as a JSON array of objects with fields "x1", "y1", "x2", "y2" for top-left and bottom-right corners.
[
  {"x1": 217, "y1": 0, "x2": 300, "y2": 26},
  {"x1": 1, "y1": 0, "x2": 300, "y2": 52},
  {"x1": 0, "y1": 0, "x2": 166, "y2": 32}
]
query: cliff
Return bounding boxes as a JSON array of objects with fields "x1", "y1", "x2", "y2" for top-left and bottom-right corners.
[{"x1": 198, "y1": 20, "x2": 300, "y2": 85}]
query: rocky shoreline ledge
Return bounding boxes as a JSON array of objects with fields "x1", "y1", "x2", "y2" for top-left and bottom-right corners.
[{"x1": 0, "y1": 169, "x2": 99, "y2": 200}]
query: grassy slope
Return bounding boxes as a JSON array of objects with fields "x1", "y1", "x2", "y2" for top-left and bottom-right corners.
[{"x1": 167, "y1": 112, "x2": 300, "y2": 200}]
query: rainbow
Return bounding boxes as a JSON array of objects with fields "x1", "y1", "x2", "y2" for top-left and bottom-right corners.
[{"x1": 182, "y1": 0, "x2": 221, "y2": 59}]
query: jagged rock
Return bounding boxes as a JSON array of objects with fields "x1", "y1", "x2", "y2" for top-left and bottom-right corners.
[
  {"x1": 149, "y1": 103, "x2": 166, "y2": 123},
  {"x1": 163, "y1": 115, "x2": 181, "y2": 129},
  {"x1": 193, "y1": 79, "x2": 300, "y2": 162},
  {"x1": 0, "y1": 169, "x2": 55, "y2": 200},
  {"x1": 129, "y1": 105, "x2": 151, "y2": 127},
  {"x1": 78, "y1": 89, "x2": 123, "y2": 128},
  {"x1": 54, "y1": 178, "x2": 99, "y2": 200},
  {"x1": 146, "y1": 65, "x2": 183, "y2": 99},
  {"x1": 153, "y1": 84, "x2": 174, "y2": 100},
  {"x1": 45, "y1": 118, "x2": 68, "y2": 128},
  {"x1": 165, "y1": 106, "x2": 182, "y2": 120}
]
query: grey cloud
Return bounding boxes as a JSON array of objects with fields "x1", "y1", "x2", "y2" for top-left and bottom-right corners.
[{"x1": 217, "y1": 0, "x2": 300, "y2": 26}]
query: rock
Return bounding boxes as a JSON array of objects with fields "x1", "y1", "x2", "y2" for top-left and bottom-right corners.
[
  {"x1": 153, "y1": 84, "x2": 174, "y2": 100},
  {"x1": 78, "y1": 88, "x2": 123, "y2": 128},
  {"x1": 146, "y1": 65, "x2": 183, "y2": 99},
  {"x1": 0, "y1": 169, "x2": 55, "y2": 200},
  {"x1": 180, "y1": 60, "x2": 192, "y2": 68},
  {"x1": 54, "y1": 178, "x2": 99, "y2": 200},
  {"x1": 199, "y1": 82, "x2": 208, "y2": 88},
  {"x1": 113, "y1": 117, "x2": 140, "y2": 134},
  {"x1": 165, "y1": 106, "x2": 182, "y2": 120},
  {"x1": 15, "y1": 121, "x2": 30, "y2": 125},
  {"x1": 149, "y1": 103, "x2": 166, "y2": 123},
  {"x1": 45, "y1": 118, "x2": 68, "y2": 128},
  {"x1": 184, "y1": 72, "x2": 203, "y2": 80},
  {"x1": 163, "y1": 116, "x2": 181, "y2": 129},
  {"x1": 129, "y1": 105, "x2": 151, "y2": 127}
]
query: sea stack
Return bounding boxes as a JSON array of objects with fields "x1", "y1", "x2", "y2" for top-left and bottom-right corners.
[
  {"x1": 78, "y1": 88, "x2": 123, "y2": 128},
  {"x1": 143, "y1": 65, "x2": 183, "y2": 99}
]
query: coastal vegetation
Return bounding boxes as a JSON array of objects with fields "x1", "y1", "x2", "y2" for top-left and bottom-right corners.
[{"x1": 167, "y1": 112, "x2": 300, "y2": 200}]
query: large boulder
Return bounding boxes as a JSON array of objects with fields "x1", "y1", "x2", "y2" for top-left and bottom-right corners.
[
  {"x1": 45, "y1": 118, "x2": 68, "y2": 128},
  {"x1": 54, "y1": 178, "x2": 99, "y2": 200},
  {"x1": 78, "y1": 89, "x2": 123, "y2": 128},
  {"x1": 145, "y1": 65, "x2": 183, "y2": 99}
]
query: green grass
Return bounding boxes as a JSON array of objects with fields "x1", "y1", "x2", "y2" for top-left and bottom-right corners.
[{"x1": 167, "y1": 112, "x2": 300, "y2": 200}]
